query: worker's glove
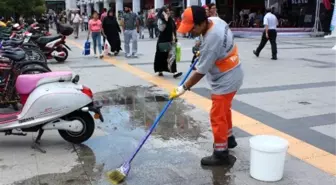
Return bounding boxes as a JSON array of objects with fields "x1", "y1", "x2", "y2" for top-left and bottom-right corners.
[{"x1": 169, "y1": 85, "x2": 187, "y2": 99}]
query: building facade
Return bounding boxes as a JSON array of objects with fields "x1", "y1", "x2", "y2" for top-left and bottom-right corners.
[{"x1": 74, "y1": 0, "x2": 207, "y2": 18}]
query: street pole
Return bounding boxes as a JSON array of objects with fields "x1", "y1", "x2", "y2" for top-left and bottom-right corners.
[
  {"x1": 233, "y1": 0, "x2": 235, "y2": 25},
  {"x1": 313, "y1": 0, "x2": 320, "y2": 33}
]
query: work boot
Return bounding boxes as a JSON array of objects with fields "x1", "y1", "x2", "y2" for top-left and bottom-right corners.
[
  {"x1": 201, "y1": 150, "x2": 230, "y2": 166},
  {"x1": 228, "y1": 136, "x2": 238, "y2": 149}
]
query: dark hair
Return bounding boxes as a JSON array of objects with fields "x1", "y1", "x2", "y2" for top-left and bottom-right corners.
[
  {"x1": 92, "y1": 11, "x2": 99, "y2": 15},
  {"x1": 103, "y1": 8, "x2": 107, "y2": 12},
  {"x1": 157, "y1": 5, "x2": 169, "y2": 21},
  {"x1": 208, "y1": 3, "x2": 216, "y2": 9},
  {"x1": 266, "y1": 8, "x2": 272, "y2": 13},
  {"x1": 108, "y1": 9, "x2": 114, "y2": 15}
]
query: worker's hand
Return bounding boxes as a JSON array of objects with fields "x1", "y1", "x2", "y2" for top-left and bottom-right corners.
[
  {"x1": 195, "y1": 51, "x2": 200, "y2": 57},
  {"x1": 169, "y1": 85, "x2": 186, "y2": 99}
]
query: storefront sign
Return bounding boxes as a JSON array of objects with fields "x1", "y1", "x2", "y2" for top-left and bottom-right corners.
[{"x1": 291, "y1": 0, "x2": 309, "y2": 4}]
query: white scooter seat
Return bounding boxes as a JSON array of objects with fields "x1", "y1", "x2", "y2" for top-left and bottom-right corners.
[{"x1": 16, "y1": 71, "x2": 73, "y2": 94}]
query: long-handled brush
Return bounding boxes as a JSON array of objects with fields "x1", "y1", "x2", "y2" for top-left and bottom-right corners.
[{"x1": 106, "y1": 55, "x2": 200, "y2": 184}]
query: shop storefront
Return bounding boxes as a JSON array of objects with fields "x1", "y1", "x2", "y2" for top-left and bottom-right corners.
[
  {"x1": 216, "y1": 0, "x2": 317, "y2": 28},
  {"x1": 280, "y1": 0, "x2": 317, "y2": 27},
  {"x1": 45, "y1": 0, "x2": 66, "y2": 13}
]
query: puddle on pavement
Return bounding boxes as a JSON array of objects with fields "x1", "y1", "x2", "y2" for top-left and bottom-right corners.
[
  {"x1": 11, "y1": 86, "x2": 237, "y2": 185},
  {"x1": 94, "y1": 86, "x2": 205, "y2": 141}
]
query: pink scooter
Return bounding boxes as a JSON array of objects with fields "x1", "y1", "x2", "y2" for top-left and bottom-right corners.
[{"x1": 0, "y1": 71, "x2": 103, "y2": 153}]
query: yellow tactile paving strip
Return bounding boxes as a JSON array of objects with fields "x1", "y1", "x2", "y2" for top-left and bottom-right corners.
[{"x1": 69, "y1": 40, "x2": 336, "y2": 176}]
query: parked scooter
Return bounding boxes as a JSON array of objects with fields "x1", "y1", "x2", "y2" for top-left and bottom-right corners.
[
  {"x1": 0, "y1": 71, "x2": 104, "y2": 153},
  {"x1": 34, "y1": 24, "x2": 73, "y2": 62},
  {"x1": 0, "y1": 47, "x2": 51, "y2": 110}
]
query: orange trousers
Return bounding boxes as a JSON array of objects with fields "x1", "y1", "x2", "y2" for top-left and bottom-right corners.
[{"x1": 210, "y1": 91, "x2": 236, "y2": 151}]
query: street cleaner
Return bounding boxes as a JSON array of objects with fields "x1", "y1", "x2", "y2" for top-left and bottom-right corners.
[{"x1": 169, "y1": 6, "x2": 244, "y2": 166}]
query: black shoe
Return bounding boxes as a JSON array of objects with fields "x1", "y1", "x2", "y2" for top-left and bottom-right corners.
[
  {"x1": 228, "y1": 136, "x2": 238, "y2": 149},
  {"x1": 158, "y1": 72, "x2": 163, "y2": 76},
  {"x1": 271, "y1": 57, "x2": 277, "y2": 60},
  {"x1": 173, "y1": 72, "x2": 183, "y2": 78},
  {"x1": 201, "y1": 154, "x2": 237, "y2": 171},
  {"x1": 201, "y1": 150, "x2": 231, "y2": 166},
  {"x1": 253, "y1": 50, "x2": 259, "y2": 57}
]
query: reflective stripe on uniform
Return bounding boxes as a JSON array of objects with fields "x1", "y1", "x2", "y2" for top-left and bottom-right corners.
[{"x1": 214, "y1": 45, "x2": 240, "y2": 73}]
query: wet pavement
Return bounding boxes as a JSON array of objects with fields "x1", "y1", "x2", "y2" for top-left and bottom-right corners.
[
  {"x1": 4, "y1": 85, "x2": 335, "y2": 185},
  {"x1": 0, "y1": 29, "x2": 336, "y2": 185}
]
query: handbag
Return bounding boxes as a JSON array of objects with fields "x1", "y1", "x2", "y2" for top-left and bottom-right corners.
[
  {"x1": 104, "y1": 40, "x2": 111, "y2": 55},
  {"x1": 158, "y1": 42, "x2": 172, "y2": 52},
  {"x1": 83, "y1": 40, "x2": 90, "y2": 56}
]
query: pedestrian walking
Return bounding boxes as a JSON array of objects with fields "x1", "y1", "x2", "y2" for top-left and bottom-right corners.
[
  {"x1": 87, "y1": 11, "x2": 104, "y2": 58},
  {"x1": 122, "y1": 6, "x2": 139, "y2": 58},
  {"x1": 253, "y1": 8, "x2": 278, "y2": 60},
  {"x1": 72, "y1": 11, "x2": 82, "y2": 39},
  {"x1": 83, "y1": 13, "x2": 89, "y2": 31},
  {"x1": 101, "y1": 8, "x2": 108, "y2": 50},
  {"x1": 147, "y1": 9, "x2": 156, "y2": 38},
  {"x1": 138, "y1": 11, "x2": 145, "y2": 39},
  {"x1": 153, "y1": 5, "x2": 182, "y2": 78},
  {"x1": 208, "y1": 3, "x2": 218, "y2": 17},
  {"x1": 102, "y1": 9, "x2": 122, "y2": 56},
  {"x1": 170, "y1": 6, "x2": 243, "y2": 166}
]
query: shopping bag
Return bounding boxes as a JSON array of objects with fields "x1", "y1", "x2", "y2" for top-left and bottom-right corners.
[
  {"x1": 104, "y1": 40, "x2": 111, "y2": 55},
  {"x1": 158, "y1": 42, "x2": 172, "y2": 52},
  {"x1": 83, "y1": 40, "x2": 90, "y2": 56},
  {"x1": 167, "y1": 44, "x2": 176, "y2": 72},
  {"x1": 176, "y1": 42, "x2": 181, "y2": 62}
]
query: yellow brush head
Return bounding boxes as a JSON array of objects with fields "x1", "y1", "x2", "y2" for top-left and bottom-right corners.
[{"x1": 106, "y1": 170, "x2": 126, "y2": 185}]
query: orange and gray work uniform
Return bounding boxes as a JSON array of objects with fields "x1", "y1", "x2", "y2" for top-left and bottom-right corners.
[{"x1": 196, "y1": 17, "x2": 244, "y2": 151}]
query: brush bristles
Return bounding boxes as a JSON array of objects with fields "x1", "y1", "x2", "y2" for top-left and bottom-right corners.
[{"x1": 106, "y1": 170, "x2": 126, "y2": 184}]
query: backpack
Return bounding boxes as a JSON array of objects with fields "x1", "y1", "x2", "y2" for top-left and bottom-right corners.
[{"x1": 147, "y1": 13, "x2": 155, "y2": 25}]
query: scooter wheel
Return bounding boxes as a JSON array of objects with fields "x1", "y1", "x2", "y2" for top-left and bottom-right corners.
[
  {"x1": 55, "y1": 47, "x2": 68, "y2": 63},
  {"x1": 58, "y1": 111, "x2": 95, "y2": 144}
]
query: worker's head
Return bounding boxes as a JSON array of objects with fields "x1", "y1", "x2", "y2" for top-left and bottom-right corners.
[{"x1": 177, "y1": 6, "x2": 208, "y2": 37}]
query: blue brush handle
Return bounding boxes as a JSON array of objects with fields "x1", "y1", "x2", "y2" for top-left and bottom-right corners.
[{"x1": 128, "y1": 57, "x2": 199, "y2": 163}]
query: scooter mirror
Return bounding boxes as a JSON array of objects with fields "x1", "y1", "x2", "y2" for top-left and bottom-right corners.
[{"x1": 72, "y1": 75, "x2": 80, "y2": 84}]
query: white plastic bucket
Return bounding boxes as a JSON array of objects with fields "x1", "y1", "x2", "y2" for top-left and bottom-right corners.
[{"x1": 249, "y1": 135, "x2": 289, "y2": 182}]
